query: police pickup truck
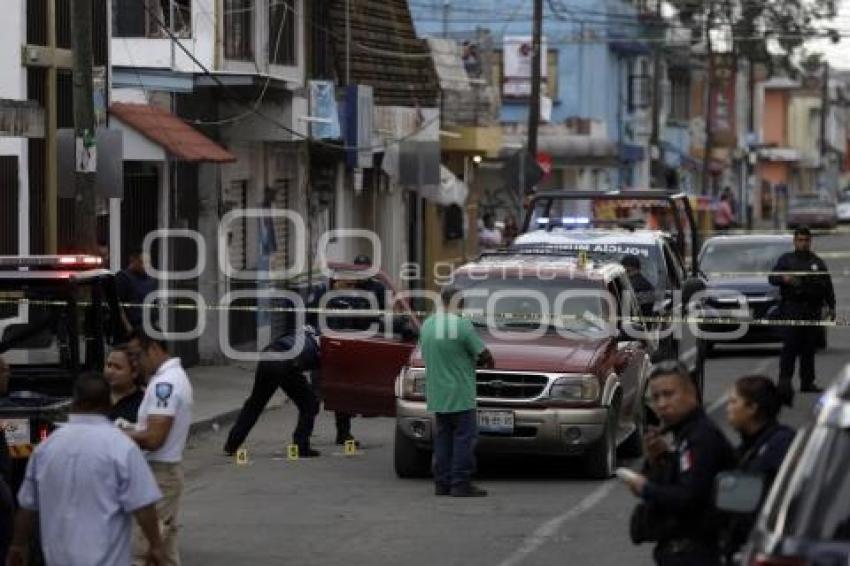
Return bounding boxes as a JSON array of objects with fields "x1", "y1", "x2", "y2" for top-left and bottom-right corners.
[
  {"x1": 516, "y1": 190, "x2": 708, "y2": 390},
  {"x1": 0, "y1": 255, "x2": 124, "y2": 489}
]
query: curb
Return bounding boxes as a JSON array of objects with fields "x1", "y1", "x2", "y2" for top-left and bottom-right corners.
[{"x1": 188, "y1": 402, "x2": 282, "y2": 440}]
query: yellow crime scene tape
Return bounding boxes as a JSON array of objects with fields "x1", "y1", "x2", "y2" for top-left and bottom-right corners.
[{"x1": 0, "y1": 297, "x2": 846, "y2": 329}]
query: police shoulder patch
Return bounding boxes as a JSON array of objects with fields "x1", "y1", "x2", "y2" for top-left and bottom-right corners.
[{"x1": 155, "y1": 383, "x2": 174, "y2": 408}]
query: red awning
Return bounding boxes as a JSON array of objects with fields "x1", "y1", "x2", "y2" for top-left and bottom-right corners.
[{"x1": 109, "y1": 103, "x2": 236, "y2": 163}]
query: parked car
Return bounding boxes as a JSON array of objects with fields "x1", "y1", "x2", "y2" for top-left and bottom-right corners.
[
  {"x1": 715, "y1": 368, "x2": 850, "y2": 565},
  {"x1": 697, "y1": 235, "x2": 789, "y2": 355},
  {"x1": 786, "y1": 194, "x2": 837, "y2": 230},
  {"x1": 319, "y1": 253, "x2": 653, "y2": 479},
  {"x1": 698, "y1": 234, "x2": 830, "y2": 355}
]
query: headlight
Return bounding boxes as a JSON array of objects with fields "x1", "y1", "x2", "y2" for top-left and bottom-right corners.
[
  {"x1": 549, "y1": 375, "x2": 600, "y2": 402},
  {"x1": 399, "y1": 367, "x2": 426, "y2": 401}
]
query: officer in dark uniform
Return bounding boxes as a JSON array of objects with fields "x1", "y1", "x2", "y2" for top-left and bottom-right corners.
[
  {"x1": 722, "y1": 375, "x2": 794, "y2": 561},
  {"x1": 622, "y1": 254, "x2": 656, "y2": 317},
  {"x1": 623, "y1": 361, "x2": 736, "y2": 566},
  {"x1": 223, "y1": 328, "x2": 322, "y2": 457},
  {"x1": 768, "y1": 226, "x2": 835, "y2": 404}
]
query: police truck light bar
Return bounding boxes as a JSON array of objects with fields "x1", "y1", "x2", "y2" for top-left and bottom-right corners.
[{"x1": 0, "y1": 255, "x2": 104, "y2": 270}]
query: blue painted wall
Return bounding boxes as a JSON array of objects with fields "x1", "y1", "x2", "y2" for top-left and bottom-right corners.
[{"x1": 410, "y1": 0, "x2": 649, "y2": 143}]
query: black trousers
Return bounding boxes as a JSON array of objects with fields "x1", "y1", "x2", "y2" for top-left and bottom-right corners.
[
  {"x1": 308, "y1": 370, "x2": 354, "y2": 440},
  {"x1": 225, "y1": 359, "x2": 319, "y2": 452},
  {"x1": 778, "y1": 323, "x2": 818, "y2": 388}
]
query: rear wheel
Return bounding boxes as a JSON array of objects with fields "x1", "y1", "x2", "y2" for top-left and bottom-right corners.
[
  {"x1": 394, "y1": 427, "x2": 431, "y2": 478},
  {"x1": 583, "y1": 400, "x2": 618, "y2": 479}
]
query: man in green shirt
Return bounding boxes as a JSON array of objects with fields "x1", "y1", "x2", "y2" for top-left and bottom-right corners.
[{"x1": 420, "y1": 286, "x2": 494, "y2": 497}]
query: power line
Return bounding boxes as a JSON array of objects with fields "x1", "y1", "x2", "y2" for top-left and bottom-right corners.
[{"x1": 136, "y1": 0, "x2": 441, "y2": 152}]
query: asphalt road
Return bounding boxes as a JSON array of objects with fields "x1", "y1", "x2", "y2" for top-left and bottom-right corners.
[{"x1": 178, "y1": 231, "x2": 850, "y2": 566}]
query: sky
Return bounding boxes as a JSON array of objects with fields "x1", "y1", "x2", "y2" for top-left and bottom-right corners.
[{"x1": 812, "y1": 0, "x2": 850, "y2": 69}]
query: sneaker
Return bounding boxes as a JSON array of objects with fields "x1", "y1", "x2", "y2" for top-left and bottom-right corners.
[
  {"x1": 435, "y1": 484, "x2": 451, "y2": 496},
  {"x1": 450, "y1": 484, "x2": 488, "y2": 497},
  {"x1": 800, "y1": 383, "x2": 824, "y2": 393}
]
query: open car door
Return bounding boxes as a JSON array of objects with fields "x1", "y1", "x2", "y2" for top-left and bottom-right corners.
[
  {"x1": 522, "y1": 190, "x2": 701, "y2": 276},
  {"x1": 321, "y1": 332, "x2": 416, "y2": 417},
  {"x1": 316, "y1": 265, "x2": 421, "y2": 417}
]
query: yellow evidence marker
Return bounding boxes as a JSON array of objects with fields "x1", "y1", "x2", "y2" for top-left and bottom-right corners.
[
  {"x1": 287, "y1": 444, "x2": 300, "y2": 460},
  {"x1": 344, "y1": 439, "x2": 357, "y2": 456},
  {"x1": 235, "y1": 449, "x2": 249, "y2": 465}
]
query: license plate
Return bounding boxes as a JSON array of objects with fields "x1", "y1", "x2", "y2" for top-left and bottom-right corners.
[
  {"x1": 478, "y1": 410, "x2": 514, "y2": 434},
  {"x1": 1, "y1": 419, "x2": 30, "y2": 446}
]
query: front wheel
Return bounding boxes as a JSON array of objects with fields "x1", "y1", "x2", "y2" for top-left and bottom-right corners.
[
  {"x1": 394, "y1": 427, "x2": 431, "y2": 478},
  {"x1": 583, "y1": 401, "x2": 618, "y2": 479}
]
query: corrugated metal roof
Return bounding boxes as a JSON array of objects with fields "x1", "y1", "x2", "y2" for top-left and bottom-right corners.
[{"x1": 109, "y1": 103, "x2": 236, "y2": 163}]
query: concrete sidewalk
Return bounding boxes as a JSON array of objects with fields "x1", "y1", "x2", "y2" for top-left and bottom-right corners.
[{"x1": 185, "y1": 361, "x2": 281, "y2": 437}]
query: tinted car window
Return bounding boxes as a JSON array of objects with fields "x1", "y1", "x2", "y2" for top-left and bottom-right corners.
[
  {"x1": 768, "y1": 425, "x2": 850, "y2": 542},
  {"x1": 453, "y1": 275, "x2": 612, "y2": 336},
  {"x1": 700, "y1": 241, "x2": 791, "y2": 275}
]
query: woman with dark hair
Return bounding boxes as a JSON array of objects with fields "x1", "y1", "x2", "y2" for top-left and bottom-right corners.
[
  {"x1": 104, "y1": 344, "x2": 145, "y2": 426},
  {"x1": 723, "y1": 375, "x2": 795, "y2": 558}
]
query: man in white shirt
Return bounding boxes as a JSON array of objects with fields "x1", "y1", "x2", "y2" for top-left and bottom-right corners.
[
  {"x1": 128, "y1": 330, "x2": 193, "y2": 566},
  {"x1": 9, "y1": 373, "x2": 164, "y2": 566}
]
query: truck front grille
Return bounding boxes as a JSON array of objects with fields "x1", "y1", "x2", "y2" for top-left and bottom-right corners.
[{"x1": 476, "y1": 372, "x2": 549, "y2": 400}]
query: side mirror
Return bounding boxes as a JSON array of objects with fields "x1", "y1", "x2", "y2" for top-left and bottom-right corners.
[
  {"x1": 714, "y1": 471, "x2": 764, "y2": 514},
  {"x1": 682, "y1": 277, "x2": 706, "y2": 306}
]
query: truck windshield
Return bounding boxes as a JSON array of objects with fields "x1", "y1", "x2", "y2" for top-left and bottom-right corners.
[{"x1": 452, "y1": 275, "x2": 611, "y2": 335}]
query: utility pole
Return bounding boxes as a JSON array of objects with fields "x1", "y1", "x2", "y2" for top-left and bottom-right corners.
[
  {"x1": 745, "y1": 58, "x2": 756, "y2": 229},
  {"x1": 442, "y1": 1, "x2": 450, "y2": 38},
  {"x1": 700, "y1": 5, "x2": 715, "y2": 197},
  {"x1": 649, "y1": 0, "x2": 663, "y2": 188},
  {"x1": 820, "y1": 61, "x2": 829, "y2": 173},
  {"x1": 70, "y1": 0, "x2": 98, "y2": 253},
  {"x1": 527, "y1": 0, "x2": 543, "y2": 177}
]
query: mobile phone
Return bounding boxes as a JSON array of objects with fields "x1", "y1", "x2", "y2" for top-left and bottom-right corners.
[{"x1": 615, "y1": 467, "x2": 639, "y2": 483}]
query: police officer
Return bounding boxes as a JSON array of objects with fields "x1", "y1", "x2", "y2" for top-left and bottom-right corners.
[
  {"x1": 622, "y1": 254, "x2": 656, "y2": 317},
  {"x1": 721, "y1": 375, "x2": 794, "y2": 560},
  {"x1": 768, "y1": 226, "x2": 835, "y2": 405},
  {"x1": 223, "y1": 327, "x2": 321, "y2": 457},
  {"x1": 622, "y1": 361, "x2": 736, "y2": 566}
]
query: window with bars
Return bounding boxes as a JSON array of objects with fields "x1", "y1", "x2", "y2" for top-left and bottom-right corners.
[
  {"x1": 668, "y1": 70, "x2": 690, "y2": 122},
  {"x1": 224, "y1": 0, "x2": 254, "y2": 61},
  {"x1": 628, "y1": 60, "x2": 651, "y2": 113},
  {"x1": 269, "y1": 0, "x2": 296, "y2": 66}
]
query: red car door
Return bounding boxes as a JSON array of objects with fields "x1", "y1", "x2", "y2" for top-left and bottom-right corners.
[
  {"x1": 320, "y1": 334, "x2": 416, "y2": 417},
  {"x1": 318, "y1": 265, "x2": 420, "y2": 417}
]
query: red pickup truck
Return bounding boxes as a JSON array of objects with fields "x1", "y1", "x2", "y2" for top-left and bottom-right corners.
[{"x1": 320, "y1": 255, "x2": 652, "y2": 479}]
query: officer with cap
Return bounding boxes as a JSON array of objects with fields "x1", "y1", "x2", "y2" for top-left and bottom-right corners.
[
  {"x1": 768, "y1": 226, "x2": 835, "y2": 405},
  {"x1": 621, "y1": 254, "x2": 656, "y2": 317},
  {"x1": 224, "y1": 327, "x2": 322, "y2": 457}
]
